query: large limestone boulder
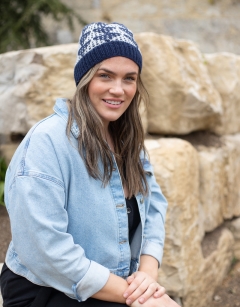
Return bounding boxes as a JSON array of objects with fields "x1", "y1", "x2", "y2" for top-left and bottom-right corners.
[
  {"x1": 205, "y1": 53, "x2": 240, "y2": 135},
  {"x1": 0, "y1": 44, "x2": 78, "y2": 137},
  {"x1": 145, "y1": 138, "x2": 234, "y2": 307},
  {"x1": 145, "y1": 138, "x2": 201, "y2": 297},
  {"x1": 135, "y1": 33, "x2": 222, "y2": 135},
  {"x1": 188, "y1": 227, "x2": 234, "y2": 307},
  {"x1": 0, "y1": 143, "x2": 20, "y2": 165},
  {"x1": 197, "y1": 146, "x2": 225, "y2": 232},
  {"x1": 183, "y1": 132, "x2": 240, "y2": 232},
  {"x1": 222, "y1": 134, "x2": 240, "y2": 218}
]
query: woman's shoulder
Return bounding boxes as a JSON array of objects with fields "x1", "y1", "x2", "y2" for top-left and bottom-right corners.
[
  {"x1": 8, "y1": 107, "x2": 73, "y2": 176},
  {"x1": 31, "y1": 113, "x2": 66, "y2": 139}
]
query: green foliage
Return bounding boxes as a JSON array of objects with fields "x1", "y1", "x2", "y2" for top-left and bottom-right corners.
[
  {"x1": 0, "y1": 157, "x2": 7, "y2": 206},
  {"x1": 0, "y1": 0, "x2": 85, "y2": 53}
]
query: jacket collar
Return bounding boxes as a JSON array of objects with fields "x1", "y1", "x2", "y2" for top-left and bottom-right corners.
[{"x1": 53, "y1": 98, "x2": 80, "y2": 139}]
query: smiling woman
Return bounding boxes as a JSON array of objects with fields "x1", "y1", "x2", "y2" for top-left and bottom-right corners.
[{"x1": 0, "y1": 22, "x2": 180, "y2": 307}]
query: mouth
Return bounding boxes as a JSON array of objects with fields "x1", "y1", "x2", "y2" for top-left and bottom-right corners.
[{"x1": 103, "y1": 99, "x2": 123, "y2": 105}]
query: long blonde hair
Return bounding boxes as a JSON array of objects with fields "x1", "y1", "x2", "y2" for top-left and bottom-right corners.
[{"x1": 67, "y1": 63, "x2": 149, "y2": 197}]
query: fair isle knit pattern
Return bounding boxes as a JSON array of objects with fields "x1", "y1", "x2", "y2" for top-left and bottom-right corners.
[{"x1": 74, "y1": 22, "x2": 142, "y2": 85}]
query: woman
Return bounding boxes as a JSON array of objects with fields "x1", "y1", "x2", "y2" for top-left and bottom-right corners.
[{"x1": 1, "y1": 22, "x2": 179, "y2": 307}]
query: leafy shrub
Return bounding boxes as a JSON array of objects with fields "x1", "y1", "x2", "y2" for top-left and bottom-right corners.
[
  {"x1": 0, "y1": 0, "x2": 85, "y2": 53},
  {"x1": 0, "y1": 157, "x2": 7, "y2": 206}
]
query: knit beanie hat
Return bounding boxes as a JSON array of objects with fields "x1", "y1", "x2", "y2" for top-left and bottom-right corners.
[{"x1": 74, "y1": 22, "x2": 142, "y2": 85}]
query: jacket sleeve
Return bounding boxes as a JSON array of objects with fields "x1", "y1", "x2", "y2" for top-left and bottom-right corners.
[
  {"x1": 6, "y1": 129, "x2": 110, "y2": 302},
  {"x1": 140, "y1": 158, "x2": 168, "y2": 267}
]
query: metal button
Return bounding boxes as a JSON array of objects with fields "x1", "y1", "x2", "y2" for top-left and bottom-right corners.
[
  {"x1": 140, "y1": 198, "x2": 144, "y2": 204},
  {"x1": 116, "y1": 204, "x2": 124, "y2": 208},
  {"x1": 127, "y1": 207, "x2": 131, "y2": 214},
  {"x1": 113, "y1": 167, "x2": 116, "y2": 171},
  {"x1": 119, "y1": 240, "x2": 127, "y2": 244}
]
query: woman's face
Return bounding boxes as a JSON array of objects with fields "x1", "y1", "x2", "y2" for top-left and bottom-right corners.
[{"x1": 88, "y1": 56, "x2": 138, "y2": 129}]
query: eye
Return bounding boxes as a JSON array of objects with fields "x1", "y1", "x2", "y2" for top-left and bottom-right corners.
[
  {"x1": 99, "y1": 73, "x2": 110, "y2": 79},
  {"x1": 125, "y1": 76, "x2": 136, "y2": 81}
]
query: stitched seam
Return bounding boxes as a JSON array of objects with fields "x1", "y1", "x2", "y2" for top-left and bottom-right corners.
[{"x1": 9, "y1": 172, "x2": 65, "y2": 191}]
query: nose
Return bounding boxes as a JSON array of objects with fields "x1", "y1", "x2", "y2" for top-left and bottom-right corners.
[{"x1": 109, "y1": 80, "x2": 124, "y2": 96}]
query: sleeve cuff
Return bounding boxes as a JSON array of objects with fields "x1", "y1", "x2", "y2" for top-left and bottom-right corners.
[
  {"x1": 72, "y1": 261, "x2": 110, "y2": 302},
  {"x1": 141, "y1": 239, "x2": 164, "y2": 268}
]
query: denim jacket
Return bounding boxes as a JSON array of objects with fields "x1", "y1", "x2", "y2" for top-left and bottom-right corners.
[{"x1": 4, "y1": 98, "x2": 168, "y2": 302}]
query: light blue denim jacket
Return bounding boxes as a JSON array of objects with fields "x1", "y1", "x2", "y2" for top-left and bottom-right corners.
[{"x1": 4, "y1": 98, "x2": 168, "y2": 302}]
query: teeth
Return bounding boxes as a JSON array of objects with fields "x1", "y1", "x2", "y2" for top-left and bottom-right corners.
[{"x1": 104, "y1": 100, "x2": 122, "y2": 105}]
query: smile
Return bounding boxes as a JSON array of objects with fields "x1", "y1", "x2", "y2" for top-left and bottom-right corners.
[{"x1": 103, "y1": 99, "x2": 123, "y2": 105}]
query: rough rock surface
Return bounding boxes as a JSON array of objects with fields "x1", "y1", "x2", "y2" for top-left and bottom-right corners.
[
  {"x1": 99, "y1": 0, "x2": 240, "y2": 54},
  {"x1": 38, "y1": 0, "x2": 240, "y2": 55},
  {"x1": 205, "y1": 53, "x2": 240, "y2": 135},
  {"x1": 145, "y1": 138, "x2": 234, "y2": 307},
  {"x1": 145, "y1": 138, "x2": 201, "y2": 297},
  {"x1": 221, "y1": 134, "x2": 240, "y2": 219},
  {"x1": 188, "y1": 228, "x2": 234, "y2": 307},
  {"x1": 197, "y1": 146, "x2": 225, "y2": 232},
  {"x1": 135, "y1": 33, "x2": 222, "y2": 135},
  {"x1": 0, "y1": 44, "x2": 78, "y2": 137},
  {"x1": 186, "y1": 133, "x2": 240, "y2": 232},
  {"x1": 0, "y1": 143, "x2": 20, "y2": 165}
]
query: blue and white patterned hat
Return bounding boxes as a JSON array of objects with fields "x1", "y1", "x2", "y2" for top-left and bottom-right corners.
[{"x1": 74, "y1": 22, "x2": 142, "y2": 85}]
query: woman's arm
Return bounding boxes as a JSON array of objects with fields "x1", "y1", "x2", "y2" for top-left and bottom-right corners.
[
  {"x1": 92, "y1": 256, "x2": 163, "y2": 305},
  {"x1": 92, "y1": 273, "x2": 128, "y2": 303},
  {"x1": 8, "y1": 175, "x2": 110, "y2": 301},
  {"x1": 138, "y1": 255, "x2": 158, "y2": 280}
]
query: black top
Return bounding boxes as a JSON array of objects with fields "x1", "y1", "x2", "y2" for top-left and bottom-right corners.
[{"x1": 126, "y1": 196, "x2": 141, "y2": 243}]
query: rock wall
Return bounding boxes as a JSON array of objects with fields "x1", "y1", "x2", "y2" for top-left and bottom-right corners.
[
  {"x1": 144, "y1": 137, "x2": 236, "y2": 307},
  {"x1": 43, "y1": 0, "x2": 240, "y2": 54},
  {"x1": 1, "y1": 33, "x2": 240, "y2": 307}
]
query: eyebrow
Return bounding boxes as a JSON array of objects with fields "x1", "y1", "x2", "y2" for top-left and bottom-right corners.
[{"x1": 97, "y1": 68, "x2": 138, "y2": 75}]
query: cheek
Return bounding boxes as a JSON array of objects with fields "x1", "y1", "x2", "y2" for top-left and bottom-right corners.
[
  {"x1": 88, "y1": 80, "x2": 103, "y2": 98},
  {"x1": 128, "y1": 86, "x2": 137, "y2": 100}
]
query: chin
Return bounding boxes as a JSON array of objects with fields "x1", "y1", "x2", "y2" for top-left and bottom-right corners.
[{"x1": 103, "y1": 115, "x2": 122, "y2": 123}]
